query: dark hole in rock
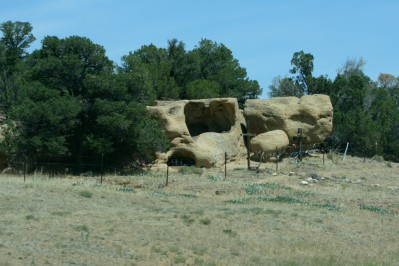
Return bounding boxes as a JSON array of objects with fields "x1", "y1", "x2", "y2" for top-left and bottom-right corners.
[
  {"x1": 184, "y1": 102, "x2": 234, "y2": 137},
  {"x1": 167, "y1": 150, "x2": 196, "y2": 166}
]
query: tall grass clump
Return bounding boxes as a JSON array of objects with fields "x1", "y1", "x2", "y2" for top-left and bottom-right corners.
[
  {"x1": 207, "y1": 175, "x2": 222, "y2": 182},
  {"x1": 178, "y1": 166, "x2": 203, "y2": 175}
]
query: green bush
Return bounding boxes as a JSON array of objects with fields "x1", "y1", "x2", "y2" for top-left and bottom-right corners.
[
  {"x1": 222, "y1": 228, "x2": 237, "y2": 237},
  {"x1": 79, "y1": 190, "x2": 93, "y2": 198},
  {"x1": 26, "y1": 215, "x2": 35, "y2": 220},
  {"x1": 200, "y1": 218, "x2": 211, "y2": 225}
]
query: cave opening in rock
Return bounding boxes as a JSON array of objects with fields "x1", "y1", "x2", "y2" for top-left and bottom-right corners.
[
  {"x1": 167, "y1": 149, "x2": 196, "y2": 166},
  {"x1": 184, "y1": 101, "x2": 234, "y2": 137}
]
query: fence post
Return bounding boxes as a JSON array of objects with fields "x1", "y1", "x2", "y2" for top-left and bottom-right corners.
[
  {"x1": 224, "y1": 152, "x2": 227, "y2": 180},
  {"x1": 100, "y1": 153, "x2": 104, "y2": 183},
  {"x1": 166, "y1": 163, "x2": 169, "y2": 186},
  {"x1": 241, "y1": 121, "x2": 255, "y2": 170}
]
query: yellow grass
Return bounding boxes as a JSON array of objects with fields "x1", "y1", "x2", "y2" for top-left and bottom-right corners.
[{"x1": 0, "y1": 155, "x2": 398, "y2": 265}]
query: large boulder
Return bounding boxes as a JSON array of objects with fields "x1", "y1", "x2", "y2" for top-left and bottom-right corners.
[
  {"x1": 147, "y1": 98, "x2": 246, "y2": 168},
  {"x1": 250, "y1": 130, "x2": 289, "y2": 154},
  {"x1": 244, "y1": 95, "x2": 333, "y2": 144}
]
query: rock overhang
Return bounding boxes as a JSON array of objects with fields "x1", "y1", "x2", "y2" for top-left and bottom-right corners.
[
  {"x1": 147, "y1": 95, "x2": 333, "y2": 168},
  {"x1": 147, "y1": 98, "x2": 246, "y2": 168}
]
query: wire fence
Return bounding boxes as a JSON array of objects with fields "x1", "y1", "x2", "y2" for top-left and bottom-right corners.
[
  {"x1": 4, "y1": 139, "x2": 398, "y2": 185},
  {"x1": 7, "y1": 154, "x2": 144, "y2": 182}
]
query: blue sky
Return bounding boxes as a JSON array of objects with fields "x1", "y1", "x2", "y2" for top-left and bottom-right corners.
[{"x1": 1, "y1": 0, "x2": 398, "y2": 98}]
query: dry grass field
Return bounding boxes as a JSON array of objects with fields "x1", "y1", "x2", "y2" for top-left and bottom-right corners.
[{"x1": 0, "y1": 154, "x2": 398, "y2": 265}]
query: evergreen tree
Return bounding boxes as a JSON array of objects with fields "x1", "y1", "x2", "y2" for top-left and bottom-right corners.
[
  {"x1": 268, "y1": 51, "x2": 333, "y2": 97},
  {"x1": 0, "y1": 21, "x2": 35, "y2": 116},
  {"x1": 289, "y1": 50, "x2": 314, "y2": 95},
  {"x1": 190, "y1": 39, "x2": 261, "y2": 105},
  {"x1": 1, "y1": 82, "x2": 80, "y2": 165},
  {"x1": 328, "y1": 60, "x2": 373, "y2": 156},
  {"x1": 4, "y1": 34, "x2": 168, "y2": 172},
  {"x1": 121, "y1": 44, "x2": 180, "y2": 100},
  {"x1": 370, "y1": 74, "x2": 399, "y2": 160}
]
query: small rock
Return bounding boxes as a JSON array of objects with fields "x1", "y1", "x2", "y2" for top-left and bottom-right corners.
[
  {"x1": 272, "y1": 173, "x2": 278, "y2": 176},
  {"x1": 288, "y1": 172, "x2": 295, "y2": 176},
  {"x1": 300, "y1": 180, "x2": 309, "y2": 185},
  {"x1": 306, "y1": 177, "x2": 313, "y2": 182}
]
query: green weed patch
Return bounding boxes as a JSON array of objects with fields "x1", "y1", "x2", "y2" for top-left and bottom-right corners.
[
  {"x1": 359, "y1": 204, "x2": 397, "y2": 216},
  {"x1": 244, "y1": 182, "x2": 293, "y2": 195}
]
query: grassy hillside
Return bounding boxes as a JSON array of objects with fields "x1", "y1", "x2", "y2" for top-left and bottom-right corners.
[{"x1": 0, "y1": 155, "x2": 398, "y2": 265}]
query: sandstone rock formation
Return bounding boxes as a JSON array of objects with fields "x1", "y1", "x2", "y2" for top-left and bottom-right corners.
[
  {"x1": 148, "y1": 95, "x2": 333, "y2": 168},
  {"x1": 250, "y1": 130, "x2": 289, "y2": 155},
  {"x1": 147, "y1": 98, "x2": 246, "y2": 168},
  {"x1": 244, "y1": 95, "x2": 333, "y2": 144}
]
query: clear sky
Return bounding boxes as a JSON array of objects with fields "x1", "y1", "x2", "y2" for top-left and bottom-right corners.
[{"x1": 1, "y1": 0, "x2": 398, "y2": 98}]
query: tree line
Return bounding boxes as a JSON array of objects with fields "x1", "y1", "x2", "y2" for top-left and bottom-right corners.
[
  {"x1": 269, "y1": 51, "x2": 399, "y2": 162},
  {"x1": 0, "y1": 21, "x2": 261, "y2": 173},
  {"x1": 0, "y1": 21, "x2": 397, "y2": 174}
]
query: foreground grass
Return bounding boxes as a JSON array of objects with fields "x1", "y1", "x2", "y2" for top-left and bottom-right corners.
[{"x1": 0, "y1": 156, "x2": 398, "y2": 265}]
